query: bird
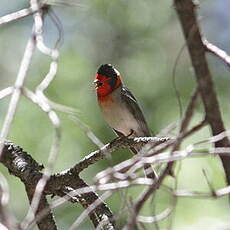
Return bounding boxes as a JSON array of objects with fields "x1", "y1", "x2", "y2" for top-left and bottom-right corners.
[{"x1": 94, "y1": 64, "x2": 157, "y2": 180}]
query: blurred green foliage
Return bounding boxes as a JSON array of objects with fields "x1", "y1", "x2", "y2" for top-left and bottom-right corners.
[{"x1": 1, "y1": 0, "x2": 230, "y2": 229}]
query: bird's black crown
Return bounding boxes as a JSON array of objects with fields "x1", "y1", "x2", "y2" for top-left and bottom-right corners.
[{"x1": 97, "y1": 64, "x2": 118, "y2": 78}]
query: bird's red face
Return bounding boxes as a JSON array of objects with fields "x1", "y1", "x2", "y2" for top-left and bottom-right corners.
[{"x1": 94, "y1": 64, "x2": 122, "y2": 98}]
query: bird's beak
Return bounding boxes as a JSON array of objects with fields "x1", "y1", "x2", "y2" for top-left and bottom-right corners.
[{"x1": 93, "y1": 79, "x2": 100, "y2": 89}]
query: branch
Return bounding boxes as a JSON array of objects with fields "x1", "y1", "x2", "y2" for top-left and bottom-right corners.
[
  {"x1": 0, "y1": 142, "x2": 56, "y2": 230},
  {"x1": 20, "y1": 2, "x2": 61, "y2": 228},
  {"x1": 25, "y1": 189, "x2": 57, "y2": 230},
  {"x1": 0, "y1": 28, "x2": 36, "y2": 158},
  {"x1": 51, "y1": 176, "x2": 116, "y2": 229},
  {"x1": 0, "y1": 141, "x2": 116, "y2": 230},
  {"x1": 179, "y1": 87, "x2": 199, "y2": 133},
  {"x1": 64, "y1": 137, "x2": 171, "y2": 175},
  {"x1": 174, "y1": 0, "x2": 230, "y2": 185},
  {"x1": 124, "y1": 85, "x2": 203, "y2": 229},
  {"x1": 164, "y1": 183, "x2": 230, "y2": 199},
  {"x1": 0, "y1": 4, "x2": 49, "y2": 26},
  {"x1": 0, "y1": 172, "x2": 19, "y2": 230},
  {"x1": 2, "y1": 132, "x2": 230, "y2": 229},
  {"x1": 0, "y1": 137, "x2": 171, "y2": 229},
  {"x1": 203, "y1": 39, "x2": 230, "y2": 69},
  {"x1": 68, "y1": 191, "x2": 113, "y2": 230}
]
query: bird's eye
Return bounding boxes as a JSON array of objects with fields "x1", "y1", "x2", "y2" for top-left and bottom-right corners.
[
  {"x1": 94, "y1": 79, "x2": 104, "y2": 88},
  {"x1": 98, "y1": 82, "x2": 103, "y2": 87}
]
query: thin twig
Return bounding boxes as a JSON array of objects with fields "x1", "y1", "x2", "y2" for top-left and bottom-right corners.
[
  {"x1": 174, "y1": 0, "x2": 230, "y2": 185},
  {"x1": 0, "y1": 87, "x2": 13, "y2": 100},
  {"x1": 0, "y1": 26, "x2": 36, "y2": 158},
  {"x1": 0, "y1": 172, "x2": 18, "y2": 230},
  {"x1": 0, "y1": 6, "x2": 38, "y2": 26},
  {"x1": 137, "y1": 207, "x2": 173, "y2": 223},
  {"x1": 124, "y1": 84, "x2": 201, "y2": 229},
  {"x1": 0, "y1": 142, "x2": 57, "y2": 230},
  {"x1": 69, "y1": 191, "x2": 113, "y2": 230},
  {"x1": 20, "y1": 1, "x2": 61, "y2": 228},
  {"x1": 203, "y1": 38, "x2": 230, "y2": 68},
  {"x1": 69, "y1": 115, "x2": 104, "y2": 148},
  {"x1": 179, "y1": 87, "x2": 199, "y2": 133},
  {"x1": 65, "y1": 137, "x2": 172, "y2": 176}
]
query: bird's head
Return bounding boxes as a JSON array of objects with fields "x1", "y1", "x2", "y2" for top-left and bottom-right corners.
[{"x1": 94, "y1": 64, "x2": 122, "y2": 97}]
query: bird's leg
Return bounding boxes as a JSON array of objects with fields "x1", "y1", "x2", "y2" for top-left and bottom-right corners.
[
  {"x1": 126, "y1": 129, "x2": 134, "y2": 138},
  {"x1": 109, "y1": 129, "x2": 125, "y2": 147},
  {"x1": 115, "y1": 129, "x2": 134, "y2": 142},
  {"x1": 110, "y1": 129, "x2": 134, "y2": 147}
]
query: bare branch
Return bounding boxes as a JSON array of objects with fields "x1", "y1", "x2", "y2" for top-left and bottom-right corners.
[
  {"x1": 174, "y1": 0, "x2": 230, "y2": 185},
  {"x1": 124, "y1": 164, "x2": 171, "y2": 230},
  {"x1": 20, "y1": 1, "x2": 62, "y2": 228},
  {"x1": 0, "y1": 141, "x2": 57, "y2": 230},
  {"x1": 2, "y1": 132, "x2": 230, "y2": 229},
  {"x1": 123, "y1": 84, "x2": 202, "y2": 229},
  {"x1": 179, "y1": 87, "x2": 199, "y2": 133},
  {"x1": 95, "y1": 123, "x2": 206, "y2": 184},
  {"x1": 203, "y1": 39, "x2": 230, "y2": 68},
  {"x1": 65, "y1": 137, "x2": 171, "y2": 176},
  {"x1": 25, "y1": 188, "x2": 58, "y2": 230},
  {"x1": 0, "y1": 87, "x2": 13, "y2": 100},
  {"x1": 0, "y1": 30, "x2": 35, "y2": 158},
  {"x1": 0, "y1": 141, "x2": 116, "y2": 230},
  {"x1": 0, "y1": 172, "x2": 19, "y2": 230},
  {"x1": 164, "y1": 183, "x2": 230, "y2": 199},
  {"x1": 69, "y1": 191, "x2": 113, "y2": 230},
  {"x1": 0, "y1": 7, "x2": 37, "y2": 26},
  {"x1": 137, "y1": 207, "x2": 173, "y2": 223}
]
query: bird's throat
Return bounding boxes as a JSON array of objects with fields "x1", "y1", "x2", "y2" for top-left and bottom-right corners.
[{"x1": 96, "y1": 77, "x2": 122, "y2": 98}]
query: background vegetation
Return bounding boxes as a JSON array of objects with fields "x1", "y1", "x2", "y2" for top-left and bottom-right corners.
[{"x1": 0, "y1": 0, "x2": 230, "y2": 229}]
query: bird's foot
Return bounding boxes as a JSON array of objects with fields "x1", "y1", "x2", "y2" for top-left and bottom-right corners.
[
  {"x1": 126, "y1": 129, "x2": 134, "y2": 138},
  {"x1": 110, "y1": 136, "x2": 122, "y2": 146},
  {"x1": 110, "y1": 130, "x2": 134, "y2": 147}
]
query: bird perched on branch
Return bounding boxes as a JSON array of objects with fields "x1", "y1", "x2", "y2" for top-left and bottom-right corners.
[{"x1": 94, "y1": 64, "x2": 157, "y2": 180}]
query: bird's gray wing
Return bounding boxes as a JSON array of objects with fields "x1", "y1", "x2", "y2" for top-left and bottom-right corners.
[
  {"x1": 114, "y1": 89, "x2": 157, "y2": 179},
  {"x1": 120, "y1": 87, "x2": 151, "y2": 136}
]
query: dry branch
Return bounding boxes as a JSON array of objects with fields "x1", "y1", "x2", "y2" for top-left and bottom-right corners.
[
  {"x1": 0, "y1": 142, "x2": 56, "y2": 230},
  {"x1": 0, "y1": 141, "x2": 116, "y2": 230},
  {"x1": 174, "y1": 0, "x2": 230, "y2": 185},
  {"x1": 124, "y1": 85, "x2": 202, "y2": 229},
  {"x1": 0, "y1": 137, "x2": 173, "y2": 229},
  {"x1": 0, "y1": 29, "x2": 36, "y2": 158},
  {"x1": 203, "y1": 39, "x2": 230, "y2": 69}
]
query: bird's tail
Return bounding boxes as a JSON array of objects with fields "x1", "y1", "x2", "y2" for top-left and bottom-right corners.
[
  {"x1": 143, "y1": 163, "x2": 158, "y2": 180},
  {"x1": 130, "y1": 147, "x2": 158, "y2": 180}
]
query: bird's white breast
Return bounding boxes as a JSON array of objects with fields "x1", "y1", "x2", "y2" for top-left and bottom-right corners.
[{"x1": 98, "y1": 87, "x2": 145, "y2": 137}]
